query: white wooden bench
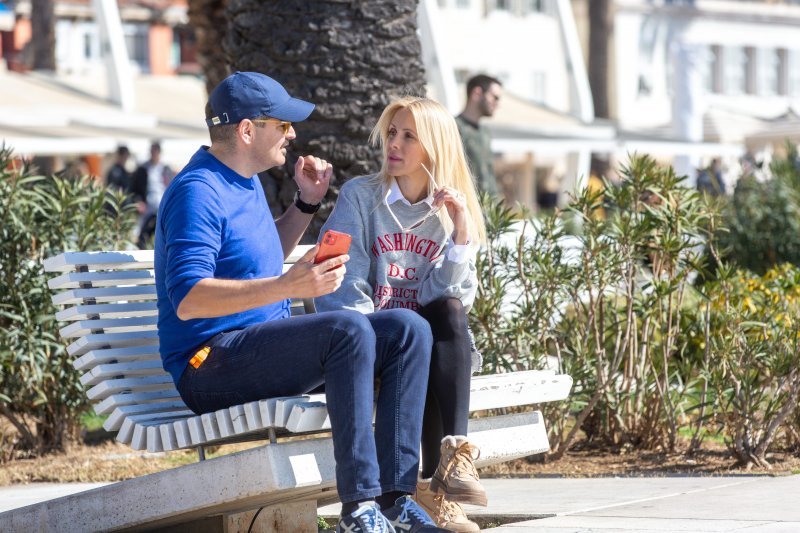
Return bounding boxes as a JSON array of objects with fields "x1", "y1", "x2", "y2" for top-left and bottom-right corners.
[{"x1": 15, "y1": 245, "x2": 573, "y2": 531}]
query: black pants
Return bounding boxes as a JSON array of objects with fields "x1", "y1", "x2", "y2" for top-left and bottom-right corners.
[{"x1": 417, "y1": 298, "x2": 473, "y2": 479}]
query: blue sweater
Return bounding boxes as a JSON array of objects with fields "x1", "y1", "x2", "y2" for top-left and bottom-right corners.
[{"x1": 154, "y1": 147, "x2": 290, "y2": 384}]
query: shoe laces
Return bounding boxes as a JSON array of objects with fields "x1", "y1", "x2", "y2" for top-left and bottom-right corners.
[
  {"x1": 433, "y1": 493, "x2": 466, "y2": 522},
  {"x1": 341, "y1": 504, "x2": 391, "y2": 533},
  {"x1": 450, "y1": 442, "x2": 480, "y2": 478},
  {"x1": 393, "y1": 497, "x2": 433, "y2": 526}
]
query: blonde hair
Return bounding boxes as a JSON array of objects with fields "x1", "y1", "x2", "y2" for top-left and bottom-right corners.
[{"x1": 369, "y1": 96, "x2": 486, "y2": 244}]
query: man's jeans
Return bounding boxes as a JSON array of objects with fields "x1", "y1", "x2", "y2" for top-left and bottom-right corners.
[{"x1": 176, "y1": 308, "x2": 433, "y2": 503}]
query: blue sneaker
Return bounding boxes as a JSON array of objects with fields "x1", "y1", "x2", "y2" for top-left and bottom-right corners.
[
  {"x1": 337, "y1": 502, "x2": 395, "y2": 533},
  {"x1": 381, "y1": 495, "x2": 450, "y2": 532}
]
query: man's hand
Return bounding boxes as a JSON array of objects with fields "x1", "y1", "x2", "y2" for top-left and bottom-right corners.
[
  {"x1": 280, "y1": 245, "x2": 349, "y2": 299},
  {"x1": 294, "y1": 155, "x2": 333, "y2": 205}
]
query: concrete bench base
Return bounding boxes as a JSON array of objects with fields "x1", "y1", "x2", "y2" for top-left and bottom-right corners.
[{"x1": 0, "y1": 412, "x2": 545, "y2": 532}]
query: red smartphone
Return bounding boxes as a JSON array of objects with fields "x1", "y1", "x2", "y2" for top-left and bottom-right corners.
[{"x1": 315, "y1": 229, "x2": 352, "y2": 264}]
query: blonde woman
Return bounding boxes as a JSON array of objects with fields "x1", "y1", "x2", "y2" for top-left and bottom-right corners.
[{"x1": 316, "y1": 96, "x2": 486, "y2": 532}]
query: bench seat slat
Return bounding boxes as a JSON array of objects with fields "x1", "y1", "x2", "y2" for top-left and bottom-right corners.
[
  {"x1": 56, "y1": 302, "x2": 157, "y2": 322},
  {"x1": 244, "y1": 400, "x2": 265, "y2": 429},
  {"x1": 469, "y1": 370, "x2": 573, "y2": 411},
  {"x1": 230, "y1": 405, "x2": 248, "y2": 434},
  {"x1": 121, "y1": 410, "x2": 194, "y2": 449},
  {"x1": 286, "y1": 401, "x2": 330, "y2": 433},
  {"x1": 105, "y1": 400, "x2": 188, "y2": 431},
  {"x1": 201, "y1": 413, "x2": 221, "y2": 442},
  {"x1": 118, "y1": 410, "x2": 192, "y2": 445},
  {"x1": 136, "y1": 414, "x2": 192, "y2": 451},
  {"x1": 159, "y1": 424, "x2": 178, "y2": 452},
  {"x1": 187, "y1": 416, "x2": 205, "y2": 445},
  {"x1": 48, "y1": 270, "x2": 156, "y2": 290},
  {"x1": 173, "y1": 419, "x2": 192, "y2": 448}
]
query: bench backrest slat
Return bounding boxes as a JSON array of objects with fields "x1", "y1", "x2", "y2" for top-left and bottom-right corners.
[
  {"x1": 74, "y1": 345, "x2": 161, "y2": 371},
  {"x1": 95, "y1": 389, "x2": 182, "y2": 416},
  {"x1": 53, "y1": 286, "x2": 157, "y2": 306},
  {"x1": 56, "y1": 302, "x2": 157, "y2": 321},
  {"x1": 43, "y1": 250, "x2": 156, "y2": 272},
  {"x1": 67, "y1": 331, "x2": 159, "y2": 357},
  {"x1": 48, "y1": 270, "x2": 156, "y2": 290}
]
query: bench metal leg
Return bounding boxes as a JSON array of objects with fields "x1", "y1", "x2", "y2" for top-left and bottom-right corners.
[{"x1": 197, "y1": 446, "x2": 206, "y2": 461}]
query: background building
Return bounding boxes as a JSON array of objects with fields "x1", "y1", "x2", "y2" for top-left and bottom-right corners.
[{"x1": 2, "y1": 0, "x2": 800, "y2": 201}]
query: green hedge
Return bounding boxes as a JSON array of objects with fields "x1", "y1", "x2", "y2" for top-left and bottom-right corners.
[{"x1": 0, "y1": 147, "x2": 135, "y2": 458}]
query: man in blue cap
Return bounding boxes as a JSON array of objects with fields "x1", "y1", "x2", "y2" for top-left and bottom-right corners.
[{"x1": 154, "y1": 72, "x2": 446, "y2": 532}]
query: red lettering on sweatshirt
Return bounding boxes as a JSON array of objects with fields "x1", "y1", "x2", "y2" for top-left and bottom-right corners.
[{"x1": 371, "y1": 232, "x2": 443, "y2": 262}]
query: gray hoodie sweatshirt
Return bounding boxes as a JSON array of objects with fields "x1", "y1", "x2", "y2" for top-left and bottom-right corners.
[{"x1": 315, "y1": 175, "x2": 478, "y2": 314}]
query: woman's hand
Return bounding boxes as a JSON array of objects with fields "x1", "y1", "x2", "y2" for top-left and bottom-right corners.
[{"x1": 433, "y1": 187, "x2": 469, "y2": 245}]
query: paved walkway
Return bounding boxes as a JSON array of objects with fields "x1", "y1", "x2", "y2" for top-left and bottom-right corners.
[
  {"x1": 321, "y1": 475, "x2": 800, "y2": 532},
  {"x1": 3, "y1": 475, "x2": 798, "y2": 532}
]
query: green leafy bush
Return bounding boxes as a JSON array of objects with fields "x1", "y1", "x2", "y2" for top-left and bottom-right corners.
[
  {"x1": 473, "y1": 155, "x2": 717, "y2": 455},
  {"x1": 719, "y1": 146, "x2": 800, "y2": 274},
  {"x1": 0, "y1": 147, "x2": 135, "y2": 458},
  {"x1": 700, "y1": 264, "x2": 800, "y2": 468}
]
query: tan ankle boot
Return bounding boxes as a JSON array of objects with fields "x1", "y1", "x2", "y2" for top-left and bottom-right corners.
[
  {"x1": 414, "y1": 479, "x2": 480, "y2": 532},
  {"x1": 430, "y1": 435, "x2": 487, "y2": 506}
]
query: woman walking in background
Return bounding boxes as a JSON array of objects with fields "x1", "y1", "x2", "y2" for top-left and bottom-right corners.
[{"x1": 316, "y1": 96, "x2": 487, "y2": 532}]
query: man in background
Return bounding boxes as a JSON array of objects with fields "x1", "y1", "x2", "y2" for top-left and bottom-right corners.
[
  {"x1": 132, "y1": 141, "x2": 174, "y2": 248},
  {"x1": 105, "y1": 145, "x2": 132, "y2": 193},
  {"x1": 455, "y1": 74, "x2": 503, "y2": 196}
]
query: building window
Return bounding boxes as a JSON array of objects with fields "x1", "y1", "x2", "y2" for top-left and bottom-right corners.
[
  {"x1": 757, "y1": 48, "x2": 780, "y2": 96},
  {"x1": 531, "y1": 71, "x2": 546, "y2": 103},
  {"x1": 789, "y1": 50, "x2": 800, "y2": 97},
  {"x1": 123, "y1": 23, "x2": 150, "y2": 73},
  {"x1": 701, "y1": 45, "x2": 723, "y2": 94},
  {"x1": 495, "y1": 0, "x2": 512, "y2": 11},
  {"x1": 83, "y1": 33, "x2": 93, "y2": 60},
  {"x1": 456, "y1": 0, "x2": 470, "y2": 7},
  {"x1": 723, "y1": 46, "x2": 747, "y2": 95},
  {"x1": 521, "y1": 0, "x2": 546, "y2": 14}
]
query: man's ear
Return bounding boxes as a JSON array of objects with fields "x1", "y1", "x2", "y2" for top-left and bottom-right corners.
[
  {"x1": 468, "y1": 86, "x2": 484, "y2": 103},
  {"x1": 239, "y1": 120, "x2": 254, "y2": 145}
]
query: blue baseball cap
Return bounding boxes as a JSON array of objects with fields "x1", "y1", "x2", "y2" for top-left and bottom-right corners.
[{"x1": 205, "y1": 71, "x2": 315, "y2": 127}]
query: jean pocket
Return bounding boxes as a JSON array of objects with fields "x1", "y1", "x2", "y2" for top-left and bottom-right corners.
[{"x1": 188, "y1": 390, "x2": 246, "y2": 415}]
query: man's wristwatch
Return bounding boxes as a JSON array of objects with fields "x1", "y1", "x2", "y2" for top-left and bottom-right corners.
[{"x1": 294, "y1": 190, "x2": 321, "y2": 214}]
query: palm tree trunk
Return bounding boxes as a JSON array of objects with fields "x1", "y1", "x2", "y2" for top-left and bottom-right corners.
[
  {"x1": 588, "y1": 0, "x2": 611, "y2": 119},
  {"x1": 587, "y1": 0, "x2": 612, "y2": 179},
  {"x1": 225, "y1": 0, "x2": 426, "y2": 238},
  {"x1": 31, "y1": 0, "x2": 56, "y2": 70},
  {"x1": 187, "y1": 0, "x2": 231, "y2": 94}
]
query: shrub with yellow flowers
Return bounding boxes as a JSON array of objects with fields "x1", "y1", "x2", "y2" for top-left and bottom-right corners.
[{"x1": 697, "y1": 263, "x2": 800, "y2": 469}]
